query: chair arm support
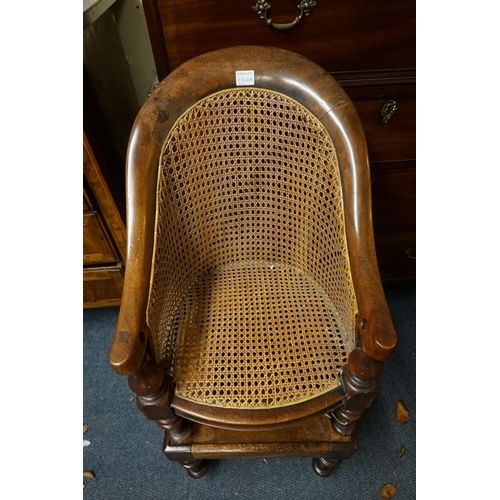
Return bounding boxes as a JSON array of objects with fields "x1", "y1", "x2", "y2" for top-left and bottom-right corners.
[
  {"x1": 109, "y1": 246, "x2": 152, "y2": 374},
  {"x1": 347, "y1": 227, "x2": 397, "y2": 361},
  {"x1": 349, "y1": 220, "x2": 397, "y2": 361},
  {"x1": 109, "y1": 227, "x2": 155, "y2": 375},
  {"x1": 352, "y1": 257, "x2": 397, "y2": 361},
  {"x1": 109, "y1": 117, "x2": 160, "y2": 376},
  {"x1": 356, "y1": 299, "x2": 397, "y2": 362},
  {"x1": 109, "y1": 282, "x2": 149, "y2": 376}
]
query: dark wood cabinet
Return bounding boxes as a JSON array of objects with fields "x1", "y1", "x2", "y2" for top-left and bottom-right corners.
[
  {"x1": 145, "y1": 0, "x2": 415, "y2": 78},
  {"x1": 83, "y1": 133, "x2": 127, "y2": 308},
  {"x1": 354, "y1": 97, "x2": 416, "y2": 163},
  {"x1": 142, "y1": 0, "x2": 416, "y2": 281}
]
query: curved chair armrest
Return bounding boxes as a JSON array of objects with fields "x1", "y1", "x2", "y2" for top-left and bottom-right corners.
[
  {"x1": 109, "y1": 286, "x2": 149, "y2": 376},
  {"x1": 353, "y1": 262, "x2": 397, "y2": 362},
  {"x1": 346, "y1": 175, "x2": 397, "y2": 362},
  {"x1": 109, "y1": 118, "x2": 161, "y2": 375},
  {"x1": 346, "y1": 171, "x2": 397, "y2": 362},
  {"x1": 348, "y1": 161, "x2": 396, "y2": 361},
  {"x1": 320, "y1": 102, "x2": 397, "y2": 362}
]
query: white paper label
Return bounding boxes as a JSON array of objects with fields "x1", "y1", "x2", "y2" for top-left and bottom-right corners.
[{"x1": 236, "y1": 70, "x2": 255, "y2": 86}]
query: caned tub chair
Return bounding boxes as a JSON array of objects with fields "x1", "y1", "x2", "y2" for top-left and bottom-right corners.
[{"x1": 109, "y1": 46, "x2": 396, "y2": 479}]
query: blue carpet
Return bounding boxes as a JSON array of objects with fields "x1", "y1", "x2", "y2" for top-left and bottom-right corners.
[{"x1": 83, "y1": 282, "x2": 415, "y2": 499}]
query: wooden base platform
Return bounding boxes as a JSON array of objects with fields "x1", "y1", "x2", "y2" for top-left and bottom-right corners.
[{"x1": 163, "y1": 414, "x2": 357, "y2": 461}]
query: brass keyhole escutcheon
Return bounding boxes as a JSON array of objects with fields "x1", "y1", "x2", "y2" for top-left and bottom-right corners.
[{"x1": 380, "y1": 100, "x2": 397, "y2": 124}]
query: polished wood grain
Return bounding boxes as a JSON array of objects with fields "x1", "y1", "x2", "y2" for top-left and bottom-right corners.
[
  {"x1": 83, "y1": 134, "x2": 127, "y2": 263},
  {"x1": 83, "y1": 132, "x2": 128, "y2": 308},
  {"x1": 83, "y1": 266, "x2": 124, "y2": 308},
  {"x1": 128, "y1": 360, "x2": 192, "y2": 443},
  {"x1": 331, "y1": 347, "x2": 382, "y2": 436},
  {"x1": 148, "y1": 0, "x2": 415, "y2": 78},
  {"x1": 83, "y1": 212, "x2": 117, "y2": 265},
  {"x1": 164, "y1": 414, "x2": 357, "y2": 459},
  {"x1": 109, "y1": 46, "x2": 397, "y2": 477},
  {"x1": 172, "y1": 387, "x2": 345, "y2": 431},
  {"x1": 312, "y1": 457, "x2": 342, "y2": 478},
  {"x1": 179, "y1": 459, "x2": 209, "y2": 479},
  {"x1": 356, "y1": 96, "x2": 416, "y2": 163},
  {"x1": 110, "y1": 46, "x2": 396, "y2": 374},
  {"x1": 108, "y1": 124, "x2": 160, "y2": 374}
]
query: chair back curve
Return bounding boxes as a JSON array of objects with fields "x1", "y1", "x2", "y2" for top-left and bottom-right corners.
[{"x1": 119, "y1": 46, "x2": 387, "y2": 419}]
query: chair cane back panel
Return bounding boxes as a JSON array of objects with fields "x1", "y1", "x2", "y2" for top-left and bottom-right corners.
[{"x1": 146, "y1": 87, "x2": 358, "y2": 410}]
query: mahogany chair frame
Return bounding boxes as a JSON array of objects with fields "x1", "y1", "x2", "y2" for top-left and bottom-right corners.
[{"x1": 109, "y1": 46, "x2": 396, "y2": 478}]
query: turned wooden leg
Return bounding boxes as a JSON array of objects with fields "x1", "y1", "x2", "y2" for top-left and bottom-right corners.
[
  {"x1": 331, "y1": 407, "x2": 363, "y2": 436},
  {"x1": 312, "y1": 457, "x2": 341, "y2": 477},
  {"x1": 180, "y1": 459, "x2": 209, "y2": 479},
  {"x1": 128, "y1": 360, "x2": 192, "y2": 444},
  {"x1": 331, "y1": 347, "x2": 383, "y2": 436},
  {"x1": 156, "y1": 415, "x2": 191, "y2": 444}
]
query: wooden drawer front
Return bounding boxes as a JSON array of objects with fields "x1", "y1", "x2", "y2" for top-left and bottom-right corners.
[
  {"x1": 83, "y1": 212, "x2": 117, "y2": 265},
  {"x1": 374, "y1": 230, "x2": 416, "y2": 282},
  {"x1": 153, "y1": 0, "x2": 415, "y2": 75},
  {"x1": 371, "y1": 165, "x2": 415, "y2": 230},
  {"x1": 354, "y1": 96, "x2": 415, "y2": 162},
  {"x1": 83, "y1": 266, "x2": 124, "y2": 308}
]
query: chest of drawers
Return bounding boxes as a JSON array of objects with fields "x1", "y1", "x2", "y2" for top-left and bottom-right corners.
[{"x1": 142, "y1": 0, "x2": 416, "y2": 281}]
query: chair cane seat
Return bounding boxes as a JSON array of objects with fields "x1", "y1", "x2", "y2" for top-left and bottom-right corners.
[
  {"x1": 167, "y1": 261, "x2": 353, "y2": 410},
  {"x1": 109, "y1": 46, "x2": 398, "y2": 479}
]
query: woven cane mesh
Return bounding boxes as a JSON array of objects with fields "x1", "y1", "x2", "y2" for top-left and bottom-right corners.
[{"x1": 147, "y1": 88, "x2": 358, "y2": 409}]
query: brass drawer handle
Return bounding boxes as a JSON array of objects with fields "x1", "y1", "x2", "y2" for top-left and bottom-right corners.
[
  {"x1": 380, "y1": 99, "x2": 397, "y2": 123},
  {"x1": 253, "y1": 0, "x2": 316, "y2": 31}
]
